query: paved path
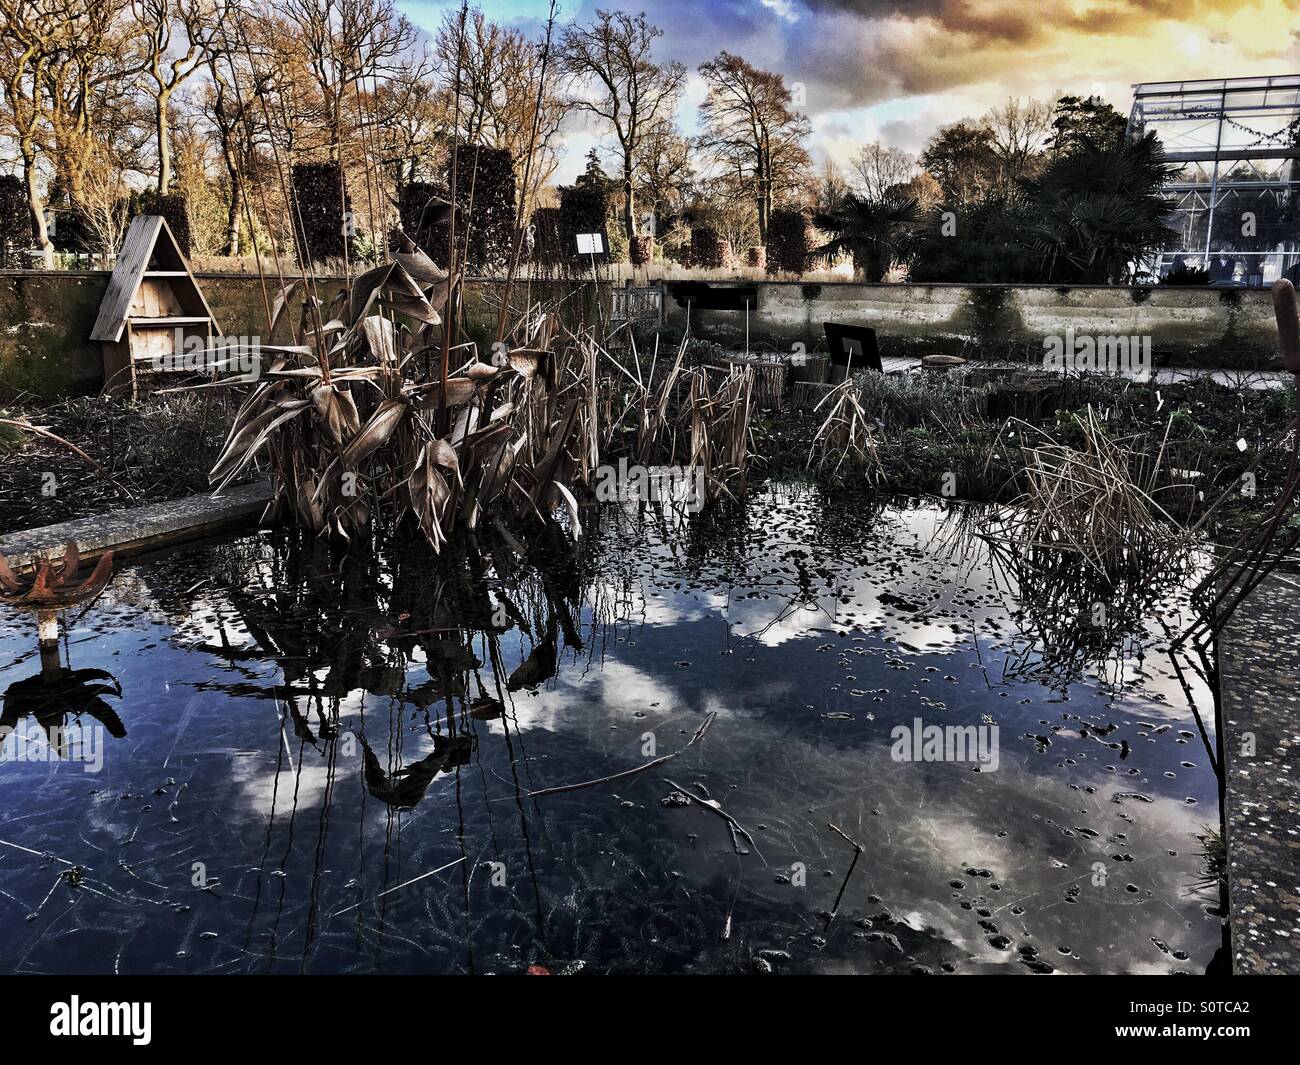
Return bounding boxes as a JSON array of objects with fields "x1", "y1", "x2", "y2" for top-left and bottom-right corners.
[{"x1": 1217, "y1": 567, "x2": 1300, "y2": 974}]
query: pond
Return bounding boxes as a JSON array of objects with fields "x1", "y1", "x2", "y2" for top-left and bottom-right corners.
[{"x1": 0, "y1": 485, "x2": 1223, "y2": 974}]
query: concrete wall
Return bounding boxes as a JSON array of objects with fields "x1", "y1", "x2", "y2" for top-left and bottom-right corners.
[
  {"x1": 0, "y1": 271, "x2": 599, "y2": 401},
  {"x1": 662, "y1": 281, "x2": 1280, "y2": 367},
  {"x1": 0, "y1": 272, "x2": 1281, "y2": 401},
  {"x1": 0, "y1": 273, "x2": 110, "y2": 398}
]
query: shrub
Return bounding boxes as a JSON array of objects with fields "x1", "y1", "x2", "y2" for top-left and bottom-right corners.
[
  {"x1": 744, "y1": 246, "x2": 766, "y2": 270},
  {"x1": 49, "y1": 205, "x2": 95, "y2": 253},
  {"x1": 630, "y1": 234, "x2": 654, "y2": 266},
  {"x1": 690, "y1": 226, "x2": 730, "y2": 269},
  {"x1": 429, "y1": 144, "x2": 517, "y2": 274},
  {"x1": 765, "y1": 208, "x2": 809, "y2": 274},
  {"x1": 395, "y1": 181, "x2": 449, "y2": 254},
  {"x1": 559, "y1": 180, "x2": 608, "y2": 263},
  {"x1": 0, "y1": 175, "x2": 32, "y2": 265},
  {"x1": 558, "y1": 152, "x2": 628, "y2": 264},
  {"x1": 908, "y1": 197, "x2": 1041, "y2": 283},
  {"x1": 1160, "y1": 263, "x2": 1210, "y2": 285},
  {"x1": 125, "y1": 190, "x2": 194, "y2": 257},
  {"x1": 529, "y1": 207, "x2": 566, "y2": 269},
  {"x1": 291, "y1": 162, "x2": 350, "y2": 264}
]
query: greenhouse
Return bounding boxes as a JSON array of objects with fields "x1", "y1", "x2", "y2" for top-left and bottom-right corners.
[{"x1": 1128, "y1": 75, "x2": 1300, "y2": 285}]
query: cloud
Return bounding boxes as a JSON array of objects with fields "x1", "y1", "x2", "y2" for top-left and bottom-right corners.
[
  {"x1": 402, "y1": 0, "x2": 1300, "y2": 175},
  {"x1": 547, "y1": 0, "x2": 1300, "y2": 155}
]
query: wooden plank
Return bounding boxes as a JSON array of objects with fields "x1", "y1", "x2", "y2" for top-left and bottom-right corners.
[
  {"x1": 129, "y1": 315, "x2": 212, "y2": 326},
  {"x1": 90, "y1": 215, "x2": 162, "y2": 342},
  {"x1": 101, "y1": 339, "x2": 134, "y2": 397}
]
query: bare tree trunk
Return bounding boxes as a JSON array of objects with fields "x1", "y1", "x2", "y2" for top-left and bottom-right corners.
[
  {"x1": 622, "y1": 158, "x2": 635, "y2": 242},
  {"x1": 22, "y1": 145, "x2": 54, "y2": 268},
  {"x1": 756, "y1": 159, "x2": 771, "y2": 245},
  {"x1": 156, "y1": 91, "x2": 173, "y2": 192},
  {"x1": 225, "y1": 175, "x2": 242, "y2": 257}
]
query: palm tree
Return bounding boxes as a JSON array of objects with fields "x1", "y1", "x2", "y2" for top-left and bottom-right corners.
[
  {"x1": 813, "y1": 191, "x2": 922, "y2": 281},
  {"x1": 1025, "y1": 131, "x2": 1179, "y2": 284}
]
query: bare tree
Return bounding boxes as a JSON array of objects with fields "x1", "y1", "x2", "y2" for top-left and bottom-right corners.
[
  {"x1": 983, "y1": 97, "x2": 1054, "y2": 194},
  {"x1": 132, "y1": 0, "x2": 210, "y2": 193},
  {"x1": 433, "y1": 7, "x2": 567, "y2": 212},
  {"x1": 0, "y1": 0, "x2": 64, "y2": 265},
  {"x1": 635, "y1": 123, "x2": 693, "y2": 234},
  {"x1": 696, "y1": 51, "x2": 810, "y2": 243},
  {"x1": 77, "y1": 139, "x2": 133, "y2": 259},
  {"x1": 198, "y1": 13, "x2": 265, "y2": 256},
  {"x1": 41, "y1": 2, "x2": 142, "y2": 213},
  {"x1": 815, "y1": 158, "x2": 851, "y2": 213},
  {"x1": 559, "y1": 9, "x2": 684, "y2": 244},
  {"x1": 274, "y1": 0, "x2": 421, "y2": 164},
  {"x1": 852, "y1": 142, "x2": 916, "y2": 201},
  {"x1": 373, "y1": 63, "x2": 447, "y2": 189}
]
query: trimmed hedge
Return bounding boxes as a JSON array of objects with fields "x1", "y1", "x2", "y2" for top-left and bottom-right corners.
[
  {"x1": 423, "y1": 145, "x2": 517, "y2": 274},
  {"x1": 630, "y1": 234, "x2": 654, "y2": 266},
  {"x1": 395, "y1": 181, "x2": 449, "y2": 254},
  {"x1": 122, "y1": 191, "x2": 193, "y2": 257},
  {"x1": 765, "y1": 208, "x2": 810, "y2": 275},
  {"x1": 559, "y1": 180, "x2": 609, "y2": 263},
  {"x1": 0, "y1": 175, "x2": 31, "y2": 264},
  {"x1": 690, "y1": 226, "x2": 730, "y2": 270},
  {"x1": 529, "y1": 206, "x2": 566, "y2": 269},
  {"x1": 291, "y1": 162, "x2": 350, "y2": 264}
]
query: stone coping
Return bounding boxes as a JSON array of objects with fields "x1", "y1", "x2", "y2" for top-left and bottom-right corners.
[
  {"x1": 1217, "y1": 567, "x2": 1300, "y2": 974},
  {"x1": 0, "y1": 481, "x2": 271, "y2": 570}
]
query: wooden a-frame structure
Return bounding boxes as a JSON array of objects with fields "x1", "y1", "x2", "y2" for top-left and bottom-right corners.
[{"x1": 91, "y1": 215, "x2": 221, "y2": 397}]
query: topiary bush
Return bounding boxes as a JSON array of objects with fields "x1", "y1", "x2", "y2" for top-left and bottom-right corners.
[
  {"x1": 765, "y1": 208, "x2": 809, "y2": 275},
  {"x1": 690, "y1": 226, "x2": 730, "y2": 270},
  {"x1": 0, "y1": 175, "x2": 32, "y2": 266},
  {"x1": 559, "y1": 180, "x2": 609, "y2": 264},
  {"x1": 395, "y1": 181, "x2": 450, "y2": 255},
  {"x1": 290, "y1": 162, "x2": 350, "y2": 265},
  {"x1": 630, "y1": 234, "x2": 654, "y2": 266},
  {"x1": 140, "y1": 191, "x2": 193, "y2": 257},
  {"x1": 529, "y1": 206, "x2": 567, "y2": 272},
  {"x1": 436, "y1": 144, "x2": 517, "y2": 274}
]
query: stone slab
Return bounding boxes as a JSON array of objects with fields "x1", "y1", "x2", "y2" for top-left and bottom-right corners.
[
  {"x1": 0, "y1": 481, "x2": 271, "y2": 570},
  {"x1": 1217, "y1": 567, "x2": 1300, "y2": 974}
]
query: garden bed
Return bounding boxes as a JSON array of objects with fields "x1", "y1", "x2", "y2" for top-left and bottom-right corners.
[{"x1": 1, "y1": 370, "x2": 1293, "y2": 546}]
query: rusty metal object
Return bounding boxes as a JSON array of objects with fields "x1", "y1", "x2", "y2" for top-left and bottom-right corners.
[{"x1": 1271, "y1": 279, "x2": 1300, "y2": 375}]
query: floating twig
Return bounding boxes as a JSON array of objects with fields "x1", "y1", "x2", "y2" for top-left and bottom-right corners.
[
  {"x1": 331, "y1": 856, "x2": 467, "y2": 917},
  {"x1": 525, "y1": 712, "x2": 716, "y2": 798},
  {"x1": 662, "y1": 776, "x2": 758, "y2": 854},
  {"x1": 825, "y1": 821, "x2": 865, "y2": 929}
]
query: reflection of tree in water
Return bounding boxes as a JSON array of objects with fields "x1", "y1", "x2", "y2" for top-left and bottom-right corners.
[
  {"x1": 1, "y1": 660, "x2": 124, "y2": 758},
  {"x1": 360, "y1": 732, "x2": 471, "y2": 809},
  {"x1": 984, "y1": 535, "x2": 1190, "y2": 691}
]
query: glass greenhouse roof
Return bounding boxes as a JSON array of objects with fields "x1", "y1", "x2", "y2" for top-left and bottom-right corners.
[{"x1": 1128, "y1": 76, "x2": 1300, "y2": 285}]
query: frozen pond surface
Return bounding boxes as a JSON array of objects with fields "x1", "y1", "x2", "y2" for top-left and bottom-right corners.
[{"x1": 0, "y1": 486, "x2": 1223, "y2": 974}]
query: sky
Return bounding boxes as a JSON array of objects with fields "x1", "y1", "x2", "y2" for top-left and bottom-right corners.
[{"x1": 397, "y1": 0, "x2": 1300, "y2": 183}]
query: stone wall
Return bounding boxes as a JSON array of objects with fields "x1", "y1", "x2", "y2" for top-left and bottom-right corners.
[
  {"x1": 0, "y1": 272, "x2": 1281, "y2": 401},
  {"x1": 0, "y1": 272, "x2": 109, "y2": 398},
  {"x1": 662, "y1": 281, "x2": 1279, "y2": 367},
  {"x1": 0, "y1": 271, "x2": 599, "y2": 401}
]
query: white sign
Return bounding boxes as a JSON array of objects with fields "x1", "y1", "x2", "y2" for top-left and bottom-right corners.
[{"x1": 576, "y1": 232, "x2": 605, "y2": 255}]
